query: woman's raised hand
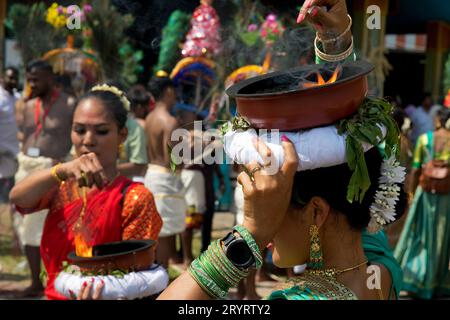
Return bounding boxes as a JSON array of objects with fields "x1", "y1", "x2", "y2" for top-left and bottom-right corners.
[
  {"x1": 297, "y1": 0, "x2": 351, "y2": 51},
  {"x1": 57, "y1": 152, "x2": 108, "y2": 189},
  {"x1": 238, "y1": 136, "x2": 298, "y2": 251}
]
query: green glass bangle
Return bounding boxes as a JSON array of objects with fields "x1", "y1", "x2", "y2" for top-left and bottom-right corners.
[
  {"x1": 233, "y1": 225, "x2": 263, "y2": 268},
  {"x1": 188, "y1": 261, "x2": 218, "y2": 299},
  {"x1": 188, "y1": 266, "x2": 217, "y2": 299},
  {"x1": 203, "y1": 247, "x2": 237, "y2": 288},
  {"x1": 189, "y1": 259, "x2": 222, "y2": 299},
  {"x1": 198, "y1": 252, "x2": 230, "y2": 292},
  {"x1": 188, "y1": 258, "x2": 227, "y2": 299}
]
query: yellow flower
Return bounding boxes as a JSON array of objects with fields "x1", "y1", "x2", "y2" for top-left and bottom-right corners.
[{"x1": 46, "y1": 2, "x2": 69, "y2": 29}]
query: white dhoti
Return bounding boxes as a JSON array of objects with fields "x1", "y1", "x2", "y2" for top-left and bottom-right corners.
[
  {"x1": 180, "y1": 169, "x2": 206, "y2": 229},
  {"x1": 13, "y1": 152, "x2": 53, "y2": 247},
  {"x1": 180, "y1": 169, "x2": 206, "y2": 214},
  {"x1": 144, "y1": 164, "x2": 187, "y2": 237}
]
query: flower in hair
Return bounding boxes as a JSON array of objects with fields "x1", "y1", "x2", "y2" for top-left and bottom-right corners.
[
  {"x1": 91, "y1": 84, "x2": 131, "y2": 112},
  {"x1": 367, "y1": 155, "x2": 406, "y2": 233}
]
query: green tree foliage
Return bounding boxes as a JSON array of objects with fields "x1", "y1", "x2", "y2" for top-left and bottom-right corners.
[
  {"x1": 119, "y1": 43, "x2": 144, "y2": 86},
  {"x1": 5, "y1": 3, "x2": 65, "y2": 65},
  {"x1": 85, "y1": 0, "x2": 135, "y2": 82}
]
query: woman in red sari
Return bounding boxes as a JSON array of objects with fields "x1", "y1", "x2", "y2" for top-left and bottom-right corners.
[{"x1": 9, "y1": 85, "x2": 162, "y2": 300}]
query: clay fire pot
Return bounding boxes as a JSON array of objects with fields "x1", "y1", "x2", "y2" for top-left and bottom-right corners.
[
  {"x1": 226, "y1": 60, "x2": 374, "y2": 130},
  {"x1": 67, "y1": 240, "x2": 156, "y2": 274}
]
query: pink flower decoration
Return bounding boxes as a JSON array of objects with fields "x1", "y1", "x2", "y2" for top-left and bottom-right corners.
[
  {"x1": 57, "y1": 6, "x2": 64, "y2": 14},
  {"x1": 247, "y1": 24, "x2": 258, "y2": 32},
  {"x1": 67, "y1": 5, "x2": 78, "y2": 14},
  {"x1": 83, "y1": 4, "x2": 93, "y2": 13},
  {"x1": 267, "y1": 14, "x2": 277, "y2": 22}
]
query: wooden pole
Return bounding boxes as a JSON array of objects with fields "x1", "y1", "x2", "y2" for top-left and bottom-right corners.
[{"x1": 0, "y1": 0, "x2": 7, "y2": 74}]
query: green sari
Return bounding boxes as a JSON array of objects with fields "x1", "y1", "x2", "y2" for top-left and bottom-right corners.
[{"x1": 394, "y1": 131, "x2": 450, "y2": 299}]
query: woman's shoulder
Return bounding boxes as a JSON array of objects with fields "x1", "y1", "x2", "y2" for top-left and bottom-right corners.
[
  {"x1": 124, "y1": 182, "x2": 153, "y2": 200},
  {"x1": 122, "y1": 182, "x2": 155, "y2": 214}
]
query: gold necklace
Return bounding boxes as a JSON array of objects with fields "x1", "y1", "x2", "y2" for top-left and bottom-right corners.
[{"x1": 306, "y1": 259, "x2": 368, "y2": 278}]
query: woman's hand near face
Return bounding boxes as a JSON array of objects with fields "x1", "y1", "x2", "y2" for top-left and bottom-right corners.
[
  {"x1": 58, "y1": 152, "x2": 108, "y2": 189},
  {"x1": 238, "y1": 136, "x2": 298, "y2": 251}
]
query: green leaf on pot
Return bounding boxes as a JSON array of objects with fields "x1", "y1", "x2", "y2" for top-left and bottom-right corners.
[{"x1": 337, "y1": 97, "x2": 401, "y2": 203}]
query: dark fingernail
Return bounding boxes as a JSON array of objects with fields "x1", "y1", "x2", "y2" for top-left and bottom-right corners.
[
  {"x1": 100, "y1": 279, "x2": 105, "y2": 285},
  {"x1": 69, "y1": 289, "x2": 74, "y2": 296},
  {"x1": 90, "y1": 277, "x2": 95, "y2": 283},
  {"x1": 312, "y1": 7, "x2": 319, "y2": 17},
  {"x1": 281, "y1": 135, "x2": 290, "y2": 142},
  {"x1": 315, "y1": 23, "x2": 323, "y2": 32},
  {"x1": 82, "y1": 281, "x2": 87, "y2": 287}
]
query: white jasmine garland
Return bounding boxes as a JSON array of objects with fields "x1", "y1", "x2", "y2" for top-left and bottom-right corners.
[
  {"x1": 367, "y1": 155, "x2": 406, "y2": 233},
  {"x1": 91, "y1": 84, "x2": 131, "y2": 112}
]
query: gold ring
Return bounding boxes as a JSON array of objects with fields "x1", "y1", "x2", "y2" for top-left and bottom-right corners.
[
  {"x1": 80, "y1": 171, "x2": 89, "y2": 185},
  {"x1": 251, "y1": 166, "x2": 262, "y2": 175}
]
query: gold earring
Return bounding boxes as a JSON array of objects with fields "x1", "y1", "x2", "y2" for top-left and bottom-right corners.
[
  {"x1": 307, "y1": 224, "x2": 324, "y2": 270},
  {"x1": 118, "y1": 143, "x2": 125, "y2": 160}
]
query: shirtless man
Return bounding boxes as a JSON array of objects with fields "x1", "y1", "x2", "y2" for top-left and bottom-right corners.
[
  {"x1": 14, "y1": 60, "x2": 74, "y2": 297},
  {"x1": 144, "y1": 76, "x2": 187, "y2": 269}
]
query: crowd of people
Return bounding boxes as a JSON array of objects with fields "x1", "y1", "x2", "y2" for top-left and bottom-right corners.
[{"x1": 0, "y1": 0, "x2": 449, "y2": 301}]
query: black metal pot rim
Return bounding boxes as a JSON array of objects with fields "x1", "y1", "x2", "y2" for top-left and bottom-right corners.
[
  {"x1": 226, "y1": 60, "x2": 374, "y2": 98},
  {"x1": 67, "y1": 239, "x2": 155, "y2": 262}
]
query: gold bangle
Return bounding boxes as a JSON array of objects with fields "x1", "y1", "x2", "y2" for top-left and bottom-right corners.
[
  {"x1": 51, "y1": 163, "x2": 65, "y2": 184},
  {"x1": 317, "y1": 14, "x2": 352, "y2": 44},
  {"x1": 314, "y1": 36, "x2": 354, "y2": 62}
]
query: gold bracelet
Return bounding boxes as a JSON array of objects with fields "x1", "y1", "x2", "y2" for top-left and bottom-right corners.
[
  {"x1": 316, "y1": 14, "x2": 352, "y2": 44},
  {"x1": 51, "y1": 163, "x2": 65, "y2": 184},
  {"x1": 314, "y1": 36, "x2": 354, "y2": 62}
]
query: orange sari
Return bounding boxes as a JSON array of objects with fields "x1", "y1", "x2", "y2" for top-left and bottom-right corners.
[{"x1": 17, "y1": 176, "x2": 162, "y2": 300}]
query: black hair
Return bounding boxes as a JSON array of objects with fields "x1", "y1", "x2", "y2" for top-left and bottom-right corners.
[
  {"x1": 105, "y1": 80, "x2": 127, "y2": 92},
  {"x1": 26, "y1": 59, "x2": 53, "y2": 74},
  {"x1": 392, "y1": 107, "x2": 406, "y2": 130},
  {"x1": 56, "y1": 74, "x2": 72, "y2": 91},
  {"x1": 291, "y1": 147, "x2": 407, "y2": 231},
  {"x1": 127, "y1": 84, "x2": 151, "y2": 111},
  {"x1": 76, "y1": 90, "x2": 128, "y2": 130},
  {"x1": 437, "y1": 108, "x2": 450, "y2": 129},
  {"x1": 4, "y1": 66, "x2": 19, "y2": 75},
  {"x1": 148, "y1": 76, "x2": 175, "y2": 101}
]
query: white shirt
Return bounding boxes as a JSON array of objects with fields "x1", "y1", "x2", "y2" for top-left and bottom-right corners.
[{"x1": 0, "y1": 86, "x2": 20, "y2": 177}]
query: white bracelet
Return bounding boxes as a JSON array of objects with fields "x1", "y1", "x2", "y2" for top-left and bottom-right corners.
[{"x1": 314, "y1": 36, "x2": 354, "y2": 62}]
